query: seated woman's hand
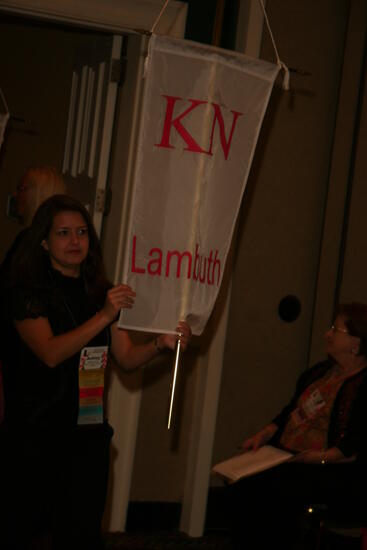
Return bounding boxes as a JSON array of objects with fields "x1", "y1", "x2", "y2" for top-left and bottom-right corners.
[
  {"x1": 291, "y1": 450, "x2": 326, "y2": 464},
  {"x1": 102, "y1": 284, "x2": 136, "y2": 322},
  {"x1": 240, "y1": 423, "x2": 278, "y2": 453},
  {"x1": 291, "y1": 447, "x2": 354, "y2": 464},
  {"x1": 155, "y1": 321, "x2": 192, "y2": 352}
]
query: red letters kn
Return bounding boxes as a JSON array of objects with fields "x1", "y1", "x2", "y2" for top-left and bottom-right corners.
[{"x1": 155, "y1": 95, "x2": 243, "y2": 160}]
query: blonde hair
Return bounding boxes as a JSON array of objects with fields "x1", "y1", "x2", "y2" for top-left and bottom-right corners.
[{"x1": 20, "y1": 166, "x2": 67, "y2": 225}]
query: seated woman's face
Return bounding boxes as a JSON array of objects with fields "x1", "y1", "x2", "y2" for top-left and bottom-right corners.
[
  {"x1": 324, "y1": 315, "x2": 353, "y2": 359},
  {"x1": 41, "y1": 210, "x2": 89, "y2": 277}
]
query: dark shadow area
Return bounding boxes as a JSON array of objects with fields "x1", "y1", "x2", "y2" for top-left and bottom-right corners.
[
  {"x1": 104, "y1": 493, "x2": 232, "y2": 549},
  {"x1": 183, "y1": 0, "x2": 240, "y2": 50}
]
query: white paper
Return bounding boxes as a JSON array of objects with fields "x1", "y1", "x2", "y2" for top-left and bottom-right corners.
[{"x1": 212, "y1": 445, "x2": 293, "y2": 483}]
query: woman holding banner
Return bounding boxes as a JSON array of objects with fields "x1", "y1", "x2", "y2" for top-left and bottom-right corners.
[{"x1": 0, "y1": 194, "x2": 191, "y2": 550}]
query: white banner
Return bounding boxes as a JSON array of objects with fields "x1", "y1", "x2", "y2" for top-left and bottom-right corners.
[{"x1": 118, "y1": 35, "x2": 279, "y2": 336}]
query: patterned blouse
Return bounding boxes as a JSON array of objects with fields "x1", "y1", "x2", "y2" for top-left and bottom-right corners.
[{"x1": 279, "y1": 364, "x2": 366, "y2": 452}]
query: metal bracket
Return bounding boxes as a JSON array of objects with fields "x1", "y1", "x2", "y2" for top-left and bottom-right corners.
[
  {"x1": 95, "y1": 188, "x2": 106, "y2": 213},
  {"x1": 95, "y1": 187, "x2": 112, "y2": 215}
]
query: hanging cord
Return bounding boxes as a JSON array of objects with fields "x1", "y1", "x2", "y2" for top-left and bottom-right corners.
[
  {"x1": 151, "y1": 0, "x2": 171, "y2": 34},
  {"x1": 0, "y1": 87, "x2": 10, "y2": 149},
  {"x1": 257, "y1": 0, "x2": 290, "y2": 90},
  {"x1": 148, "y1": 0, "x2": 289, "y2": 89},
  {"x1": 0, "y1": 87, "x2": 9, "y2": 114},
  {"x1": 144, "y1": 0, "x2": 171, "y2": 77}
]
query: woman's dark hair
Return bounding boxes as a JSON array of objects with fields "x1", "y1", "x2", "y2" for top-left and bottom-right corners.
[
  {"x1": 11, "y1": 194, "x2": 111, "y2": 299},
  {"x1": 337, "y1": 303, "x2": 367, "y2": 357}
]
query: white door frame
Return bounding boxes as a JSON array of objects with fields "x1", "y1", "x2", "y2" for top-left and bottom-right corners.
[{"x1": 0, "y1": 0, "x2": 188, "y2": 36}]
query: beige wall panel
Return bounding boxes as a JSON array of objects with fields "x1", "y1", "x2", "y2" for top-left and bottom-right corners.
[
  {"x1": 130, "y1": 348, "x2": 198, "y2": 501},
  {"x1": 212, "y1": 0, "x2": 349, "y2": 466},
  {"x1": 339, "y1": 66, "x2": 367, "y2": 303},
  {"x1": 308, "y1": 0, "x2": 367, "y2": 364}
]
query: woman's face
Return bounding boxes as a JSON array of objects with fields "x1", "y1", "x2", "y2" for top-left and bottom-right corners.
[
  {"x1": 42, "y1": 210, "x2": 89, "y2": 277},
  {"x1": 324, "y1": 315, "x2": 356, "y2": 359}
]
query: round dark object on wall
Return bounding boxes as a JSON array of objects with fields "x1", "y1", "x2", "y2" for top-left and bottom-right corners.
[{"x1": 278, "y1": 295, "x2": 301, "y2": 323}]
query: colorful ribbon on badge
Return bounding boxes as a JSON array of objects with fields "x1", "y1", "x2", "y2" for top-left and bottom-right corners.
[{"x1": 77, "y1": 346, "x2": 108, "y2": 425}]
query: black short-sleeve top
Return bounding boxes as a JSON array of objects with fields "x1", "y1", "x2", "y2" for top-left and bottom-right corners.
[{"x1": 3, "y1": 269, "x2": 109, "y2": 433}]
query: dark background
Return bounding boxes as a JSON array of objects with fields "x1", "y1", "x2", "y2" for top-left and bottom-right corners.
[{"x1": 183, "y1": 0, "x2": 240, "y2": 49}]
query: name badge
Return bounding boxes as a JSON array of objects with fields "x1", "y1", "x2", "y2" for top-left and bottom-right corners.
[
  {"x1": 78, "y1": 346, "x2": 108, "y2": 425},
  {"x1": 303, "y1": 389, "x2": 325, "y2": 417},
  {"x1": 291, "y1": 389, "x2": 326, "y2": 426}
]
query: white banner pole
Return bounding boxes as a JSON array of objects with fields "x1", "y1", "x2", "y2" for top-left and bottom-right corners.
[{"x1": 167, "y1": 337, "x2": 182, "y2": 429}]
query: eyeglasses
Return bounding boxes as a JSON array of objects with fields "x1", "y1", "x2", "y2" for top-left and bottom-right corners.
[{"x1": 330, "y1": 325, "x2": 349, "y2": 334}]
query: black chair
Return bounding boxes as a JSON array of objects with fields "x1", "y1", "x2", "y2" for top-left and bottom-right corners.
[{"x1": 297, "y1": 503, "x2": 367, "y2": 550}]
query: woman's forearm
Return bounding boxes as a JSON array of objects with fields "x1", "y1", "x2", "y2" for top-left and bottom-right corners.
[
  {"x1": 15, "y1": 310, "x2": 112, "y2": 367},
  {"x1": 110, "y1": 325, "x2": 165, "y2": 371},
  {"x1": 110, "y1": 323, "x2": 191, "y2": 371},
  {"x1": 322, "y1": 447, "x2": 355, "y2": 464}
]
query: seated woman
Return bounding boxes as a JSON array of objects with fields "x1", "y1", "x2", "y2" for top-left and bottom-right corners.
[
  {"x1": 229, "y1": 303, "x2": 367, "y2": 550},
  {"x1": 0, "y1": 194, "x2": 191, "y2": 550}
]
